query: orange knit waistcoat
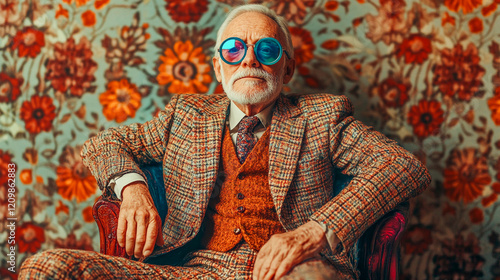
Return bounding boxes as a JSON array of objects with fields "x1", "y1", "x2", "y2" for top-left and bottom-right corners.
[{"x1": 201, "y1": 126, "x2": 285, "y2": 252}]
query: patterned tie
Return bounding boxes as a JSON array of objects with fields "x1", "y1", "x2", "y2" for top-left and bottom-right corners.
[{"x1": 236, "y1": 116, "x2": 260, "y2": 164}]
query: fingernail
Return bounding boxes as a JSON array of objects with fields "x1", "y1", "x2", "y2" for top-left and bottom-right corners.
[{"x1": 144, "y1": 250, "x2": 151, "y2": 256}]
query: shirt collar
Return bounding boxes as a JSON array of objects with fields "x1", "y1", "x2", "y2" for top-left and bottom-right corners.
[{"x1": 229, "y1": 101, "x2": 274, "y2": 130}]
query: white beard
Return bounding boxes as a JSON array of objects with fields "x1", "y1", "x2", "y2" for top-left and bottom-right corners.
[{"x1": 221, "y1": 66, "x2": 283, "y2": 105}]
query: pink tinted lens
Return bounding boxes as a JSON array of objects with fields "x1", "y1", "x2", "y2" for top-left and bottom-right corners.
[{"x1": 221, "y1": 39, "x2": 245, "y2": 63}]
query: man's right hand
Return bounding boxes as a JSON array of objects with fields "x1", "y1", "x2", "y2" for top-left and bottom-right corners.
[{"x1": 117, "y1": 182, "x2": 164, "y2": 259}]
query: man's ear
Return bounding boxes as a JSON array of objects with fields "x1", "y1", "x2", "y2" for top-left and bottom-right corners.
[
  {"x1": 283, "y1": 58, "x2": 295, "y2": 84},
  {"x1": 213, "y1": 57, "x2": 222, "y2": 83}
]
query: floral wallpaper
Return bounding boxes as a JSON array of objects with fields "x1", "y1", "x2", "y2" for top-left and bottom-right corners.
[{"x1": 0, "y1": 0, "x2": 499, "y2": 279}]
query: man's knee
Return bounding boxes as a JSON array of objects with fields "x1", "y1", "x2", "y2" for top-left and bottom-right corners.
[{"x1": 19, "y1": 249, "x2": 89, "y2": 280}]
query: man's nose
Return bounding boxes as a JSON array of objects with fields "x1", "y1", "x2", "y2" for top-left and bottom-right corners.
[{"x1": 241, "y1": 46, "x2": 260, "y2": 68}]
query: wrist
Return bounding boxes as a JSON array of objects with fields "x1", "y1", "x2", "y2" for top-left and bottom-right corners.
[{"x1": 121, "y1": 181, "x2": 148, "y2": 199}]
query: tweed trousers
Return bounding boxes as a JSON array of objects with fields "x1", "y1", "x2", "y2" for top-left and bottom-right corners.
[{"x1": 19, "y1": 241, "x2": 344, "y2": 279}]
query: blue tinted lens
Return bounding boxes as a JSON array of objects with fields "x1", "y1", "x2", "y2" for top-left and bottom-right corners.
[
  {"x1": 256, "y1": 38, "x2": 282, "y2": 65},
  {"x1": 220, "y1": 38, "x2": 246, "y2": 65}
]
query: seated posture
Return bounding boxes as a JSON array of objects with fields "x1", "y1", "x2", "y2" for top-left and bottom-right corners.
[{"x1": 20, "y1": 4, "x2": 430, "y2": 280}]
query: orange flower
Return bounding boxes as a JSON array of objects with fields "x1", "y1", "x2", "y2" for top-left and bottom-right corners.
[
  {"x1": 82, "y1": 206, "x2": 94, "y2": 223},
  {"x1": 482, "y1": 2, "x2": 497, "y2": 16},
  {"x1": 487, "y1": 87, "x2": 500, "y2": 125},
  {"x1": 157, "y1": 41, "x2": 212, "y2": 94},
  {"x1": 442, "y1": 12, "x2": 456, "y2": 26},
  {"x1": 81, "y1": 10, "x2": 96, "y2": 27},
  {"x1": 325, "y1": 1, "x2": 339, "y2": 11},
  {"x1": 289, "y1": 26, "x2": 316, "y2": 65},
  {"x1": 94, "y1": 0, "x2": 109, "y2": 9},
  {"x1": 20, "y1": 169, "x2": 32, "y2": 184},
  {"x1": 469, "y1": 207, "x2": 483, "y2": 224},
  {"x1": 444, "y1": 148, "x2": 491, "y2": 204},
  {"x1": 56, "y1": 145, "x2": 97, "y2": 202},
  {"x1": 444, "y1": 0, "x2": 482, "y2": 14},
  {"x1": 468, "y1": 17, "x2": 483, "y2": 33},
  {"x1": 55, "y1": 4, "x2": 69, "y2": 18},
  {"x1": 99, "y1": 79, "x2": 141, "y2": 123},
  {"x1": 55, "y1": 200, "x2": 69, "y2": 215},
  {"x1": 18, "y1": 222, "x2": 45, "y2": 253}
]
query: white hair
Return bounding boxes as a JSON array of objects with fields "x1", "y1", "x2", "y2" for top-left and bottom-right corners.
[{"x1": 213, "y1": 4, "x2": 294, "y2": 59}]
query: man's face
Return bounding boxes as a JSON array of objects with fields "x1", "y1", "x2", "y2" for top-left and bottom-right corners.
[{"x1": 213, "y1": 12, "x2": 295, "y2": 107}]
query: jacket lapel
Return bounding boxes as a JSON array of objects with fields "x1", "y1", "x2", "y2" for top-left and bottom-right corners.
[
  {"x1": 190, "y1": 95, "x2": 230, "y2": 213},
  {"x1": 268, "y1": 94, "x2": 306, "y2": 218}
]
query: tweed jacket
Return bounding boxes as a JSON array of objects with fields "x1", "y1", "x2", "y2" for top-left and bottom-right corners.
[{"x1": 81, "y1": 93, "x2": 430, "y2": 277}]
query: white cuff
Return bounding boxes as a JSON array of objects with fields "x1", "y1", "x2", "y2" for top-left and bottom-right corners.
[{"x1": 110, "y1": 173, "x2": 147, "y2": 200}]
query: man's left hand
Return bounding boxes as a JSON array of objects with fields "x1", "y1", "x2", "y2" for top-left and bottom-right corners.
[{"x1": 253, "y1": 221, "x2": 328, "y2": 280}]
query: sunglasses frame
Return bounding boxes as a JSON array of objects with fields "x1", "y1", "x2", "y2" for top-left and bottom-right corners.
[{"x1": 218, "y1": 37, "x2": 291, "y2": 66}]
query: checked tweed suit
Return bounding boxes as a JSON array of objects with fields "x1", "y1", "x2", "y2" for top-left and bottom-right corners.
[{"x1": 80, "y1": 93, "x2": 430, "y2": 278}]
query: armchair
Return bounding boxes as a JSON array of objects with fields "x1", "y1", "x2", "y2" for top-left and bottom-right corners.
[{"x1": 93, "y1": 164, "x2": 409, "y2": 280}]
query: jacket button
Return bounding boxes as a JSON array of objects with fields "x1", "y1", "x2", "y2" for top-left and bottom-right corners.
[
  {"x1": 237, "y1": 206, "x2": 246, "y2": 213},
  {"x1": 237, "y1": 193, "x2": 245, "y2": 199},
  {"x1": 234, "y1": 228, "x2": 241, "y2": 234}
]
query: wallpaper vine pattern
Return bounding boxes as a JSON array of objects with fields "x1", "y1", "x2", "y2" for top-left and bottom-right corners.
[{"x1": 0, "y1": 0, "x2": 499, "y2": 278}]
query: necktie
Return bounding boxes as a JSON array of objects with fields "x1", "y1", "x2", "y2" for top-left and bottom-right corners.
[{"x1": 236, "y1": 116, "x2": 260, "y2": 164}]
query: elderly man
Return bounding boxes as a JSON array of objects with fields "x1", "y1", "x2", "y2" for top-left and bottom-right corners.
[{"x1": 20, "y1": 4, "x2": 430, "y2": 280}]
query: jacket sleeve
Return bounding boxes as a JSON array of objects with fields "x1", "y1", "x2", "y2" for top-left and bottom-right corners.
[
  {"x1": 309, "y1": 95, "x2": 431, "y2": 254},
  {"x1": 81, "y1": 95, "x2": 180, "y2": 193}
]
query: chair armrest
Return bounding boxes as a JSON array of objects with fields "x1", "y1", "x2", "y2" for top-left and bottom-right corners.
[
  {"x1": 92, "y1": 196, "x2": 131, "y2": 259},
  {"x1": 358, "y1": 201, "x2": 409, "y2": 280}
]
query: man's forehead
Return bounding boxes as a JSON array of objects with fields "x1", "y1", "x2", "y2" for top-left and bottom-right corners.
[{"x1": 222, "y1": 12, "x2": 281, "y2": 41}]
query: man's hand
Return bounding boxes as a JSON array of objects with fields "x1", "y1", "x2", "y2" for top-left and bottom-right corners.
[
  {"x1": 253, "y1": 221, "x2": 328, "y2": 280},
  {"x1": 117, "y1": 182, "x2": 164, "y2": 259}
]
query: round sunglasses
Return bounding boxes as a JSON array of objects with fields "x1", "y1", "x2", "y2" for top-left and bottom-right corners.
[{"x1": 218, "y1": 37, "x2": 291, "y2": 66}]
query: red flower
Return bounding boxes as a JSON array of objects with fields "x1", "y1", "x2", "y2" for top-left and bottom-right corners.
[
  {"x1": 444, "y1": 148, "x2": 491, "y2": 204},
  {"x1": 45, "y1": 37, "x2": 97, "y2": 97},
  {"x1": 0, "y1": 150, "x2": 13, "y2": 187},
  {"x1": 468, "y1": 17, "x2": 483, "y2": 33},
  {"x1": 469, "y1": 207, "x2": 484, "y2": 224},
  {"x1": 403, "y1": 225, "x2": 433, "y2": 254},
  {"x1": 433, "y1": 43, "x2": 485, "y2": 101},
  {"x1": 19, "y1": 95, "x2": 56, "y2": 134},
  {"x1": 0, "y1": 72, "x2": 22, "y2": 103},
  {"x1": 18, "y1": 222, "x2": 45, "y2": 253},
  {"x1": 289, "y1": 26, "x2": 316, "y2": 65},
  {"x1": 397, "y1": 34, "x2": 432, "y2": 64},
  {"x1": 11, "y1": 27, "x2": 45, "y2": 58},
  {"x1": 164, "y1": 0, "x2": 208, "y2": 23},
  {"x1": 376, "y1": 77, "x2": 410, "y2": 107},
  {"x1": 481, "y1": 193, "x2": 497, "y2": 207},
  {"x1": 407, "y1": 100, "x2": 444, "y2": 138}
]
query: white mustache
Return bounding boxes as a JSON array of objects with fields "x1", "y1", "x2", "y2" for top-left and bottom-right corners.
[{"x1": 229, "y1": 69, "x2": 273, "y2": 85}]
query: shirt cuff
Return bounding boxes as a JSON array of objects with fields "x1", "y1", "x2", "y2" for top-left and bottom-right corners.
[
  {"x1": 311, "y1": 219, "x2": 341, "y2": 253},
  {"x1": 109, "y1": 173, "x2": 147, "y2": 200}
]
